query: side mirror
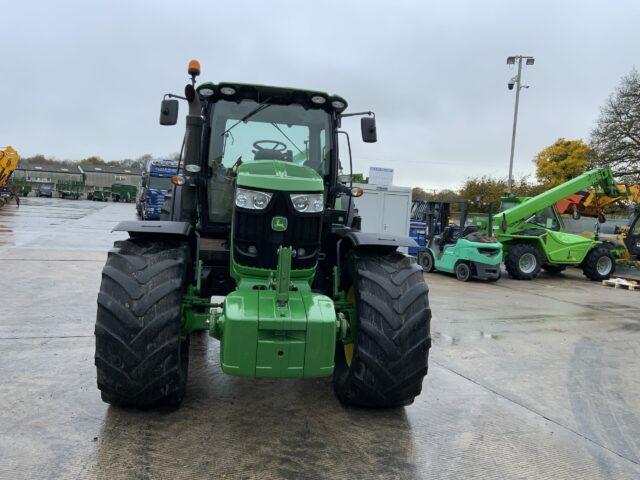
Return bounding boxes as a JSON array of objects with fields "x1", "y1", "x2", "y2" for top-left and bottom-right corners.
[
  {"x1": 361, "y1": 116, "x2": 377, "y2": 143},
  {"x1": 160, "y1": 99, "x2": 179, "y2": 126}
]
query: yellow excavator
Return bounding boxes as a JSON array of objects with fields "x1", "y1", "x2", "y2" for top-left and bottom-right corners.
[
  {"x1": 556, "y1": 183, "x2": 640, "y2": 260},
  {"x1": 556, "y1": 184, "x2": 640, "y2": 220},
  {"x1": 0, "y1": 146, "x2": 20, "y2": 208}
]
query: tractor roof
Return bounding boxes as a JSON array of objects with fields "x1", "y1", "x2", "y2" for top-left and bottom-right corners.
[{"x1": 196, "y1": 82, "x2": 348, "y2": 113}]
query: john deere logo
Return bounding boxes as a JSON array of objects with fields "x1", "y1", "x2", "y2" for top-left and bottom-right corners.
[{"x1": 271, "y1": 216, "x2": 288, "y2": 231}]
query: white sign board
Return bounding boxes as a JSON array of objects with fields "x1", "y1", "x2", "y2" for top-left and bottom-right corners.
[{"x1": 368, "y1": 167, "x2": 394, "y2": 186}]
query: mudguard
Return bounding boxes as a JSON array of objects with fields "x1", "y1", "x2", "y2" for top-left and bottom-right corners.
[
  {"x1": 112, "y1": 221, "x2": 193, "y2": 237},
  {"x1": 333, "y1": 227, "x2": 418, "y2": 249}
]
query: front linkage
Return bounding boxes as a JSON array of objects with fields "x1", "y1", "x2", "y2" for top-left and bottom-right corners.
[{"x1": 180, "y1": 248, "x2": 354, "y2": 378}]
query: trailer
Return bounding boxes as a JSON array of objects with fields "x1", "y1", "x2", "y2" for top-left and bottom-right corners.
[
  {"x1": 57, "y1": 180, "x2": 85, "y2": 200},
  {"x1": 111, "y1": 183, "x2": 137, "y2": 203}
]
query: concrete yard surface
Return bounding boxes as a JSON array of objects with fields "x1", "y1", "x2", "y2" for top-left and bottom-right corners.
[{"x1": 1, "y1": 198, "x2": 639, "y2": 479}]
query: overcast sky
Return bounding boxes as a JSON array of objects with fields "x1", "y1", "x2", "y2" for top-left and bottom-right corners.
[{"x1": 2, "y1": 0, "x2": 639, "y2": 190}]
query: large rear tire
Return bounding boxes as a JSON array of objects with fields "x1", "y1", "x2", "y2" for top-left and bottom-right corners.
[
  {"x1": 95, "y1": 238, "x2": 191, "y2": 408},
  {"x1": 333, "y1": 251, "x2": 431, "y2": 408},
  {"x1": 505, "y1": 243, "x2": 542, "y2": 280},
  {"x1": 581, "y1": 246, "x2": 615, "y2": 281}
]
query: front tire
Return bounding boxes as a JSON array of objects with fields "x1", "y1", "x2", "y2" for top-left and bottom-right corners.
[
  {"x1": 581, "y1": 246, "x2": 615, "y2": 281},
  {"x1": 95, "y1": 239, "x2": 191, "y2": 408},
  {"x1": 505, "y1": 243, "x2": 542, "y2": 280},
  {"x1": 333, "y1": 251, "x2": 431, "y2": 408},
  {"x1": 419, "y1": 250, "x2": 435, "y2": 273}
]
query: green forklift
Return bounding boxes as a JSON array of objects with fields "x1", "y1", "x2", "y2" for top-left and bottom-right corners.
[
  {"x1": 94, "y1": 61, "x2": 431, "y2": 409},
  {"x1": 418, "y1": 200, "x2": 502, "y2": 281}
]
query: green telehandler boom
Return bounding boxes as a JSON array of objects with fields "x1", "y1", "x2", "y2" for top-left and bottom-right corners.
[
  {"x1": 93, "y1": 60, "x2": 431, "y2": 409},
  {"x1": 493, "y1": 167, "x2": 620, "y2": 280}
]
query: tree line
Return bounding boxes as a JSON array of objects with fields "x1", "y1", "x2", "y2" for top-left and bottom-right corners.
[
  {"x1": 414, "y1": 68, "x2": 640, "y2": 203},
  {"x1": 20, "y1": 153, "x2": 180, "y2": 170}
]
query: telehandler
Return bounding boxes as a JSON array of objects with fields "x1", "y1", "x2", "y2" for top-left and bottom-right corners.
[
  {"x1": 94, "y1": 61, "x2": 431, "y2": 408},
  {"x1": 493, "y1": 168, "x2": 620, "y2": 280}
]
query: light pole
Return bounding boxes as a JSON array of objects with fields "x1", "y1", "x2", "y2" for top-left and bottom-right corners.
[{"x1": 506, "y1": 55, "x2": 534, "y2": 195}]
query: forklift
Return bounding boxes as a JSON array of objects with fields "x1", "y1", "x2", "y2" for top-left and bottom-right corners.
[{"x1": 418, "y1": 200, "x2": 503, "y2": 281}]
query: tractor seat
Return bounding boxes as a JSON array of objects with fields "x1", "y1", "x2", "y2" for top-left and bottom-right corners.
[
  {"x1": 253, "y1": 149, "x2": 293, "y2": 162},
  {"x1": 253, "y1": 149, "x2": 286, "y2": 161}
]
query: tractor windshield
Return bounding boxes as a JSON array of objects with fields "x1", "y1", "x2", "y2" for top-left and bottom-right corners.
[{"x1": 207, "y1": 99, "x2": 333, "y2": 223}]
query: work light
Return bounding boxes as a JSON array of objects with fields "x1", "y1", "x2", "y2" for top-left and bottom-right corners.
[{"x1": 199, "y1": 87, "x2": 214, "y2": 97}]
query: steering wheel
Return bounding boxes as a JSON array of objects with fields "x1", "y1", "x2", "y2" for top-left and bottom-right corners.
[{"x1": 253, "y1": 140, "x2": 287, "y2": 152}]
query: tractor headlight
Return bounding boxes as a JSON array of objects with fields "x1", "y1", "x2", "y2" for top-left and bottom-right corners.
[
  {"x1": 290, "y1": 193, "x2": 323, "y2": 213},
  {"x1": 235, "y1": 187, "x2": 273, "y2": 210}
]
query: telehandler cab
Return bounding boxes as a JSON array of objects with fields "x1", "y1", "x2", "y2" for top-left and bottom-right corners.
[{"x1": 94, "y1": 61, "x2": 431, "y2": 408}]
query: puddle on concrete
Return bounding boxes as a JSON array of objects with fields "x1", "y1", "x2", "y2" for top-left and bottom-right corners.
[{"x1": 433, "y1": 331, "x2": 502, "y2": 345}]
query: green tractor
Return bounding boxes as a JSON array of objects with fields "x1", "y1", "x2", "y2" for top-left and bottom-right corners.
[
  {"x1": 94, "y1": 61, "x2": 431, "y2": 409},
  {"x1": 493, "y1": 168, "x2": 620, "y2": 280}
]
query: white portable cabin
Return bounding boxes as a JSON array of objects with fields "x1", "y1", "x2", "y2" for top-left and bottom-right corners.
[{"x1": 352, "y1": 184, "x2": 412, "y2": 253}]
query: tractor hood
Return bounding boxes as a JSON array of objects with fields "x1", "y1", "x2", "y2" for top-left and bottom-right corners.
[{"x1": 236, "y1": 161, "x2": 324, "y2": 192}]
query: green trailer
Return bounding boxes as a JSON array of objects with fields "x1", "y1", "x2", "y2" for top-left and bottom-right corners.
[
  {"x1": 91, "y1": 188, "x2": 110, "y2": 201},
  {"x1": 57, "y1": 180, "x2": 84, "y2": 199},
  {"x1": 111, "y1": 183, "x2": 137, "y2": 203},
  {"x1": 491, "y1": 168, "x2": 620, "y2": 280},
  {"x1": 11, "y1": 178, "x2": 32, "y2": 197}
]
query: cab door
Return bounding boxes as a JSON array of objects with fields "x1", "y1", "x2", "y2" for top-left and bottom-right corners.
[{"x1": 624, "y1": 211, "x2": 640, "y2": 257}]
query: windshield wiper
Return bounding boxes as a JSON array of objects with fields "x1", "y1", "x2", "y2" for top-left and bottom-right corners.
[
  {"x1": 221, "y1": 98, "x2": 272, "y2": 137},
  {"x1": 270, "y1": 122, "x2": 304, "y2": 154}
]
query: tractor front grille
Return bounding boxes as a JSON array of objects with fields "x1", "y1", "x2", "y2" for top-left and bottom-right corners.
[{"x1": 233, "y1": 191, "x2": 322, "y2": 270}]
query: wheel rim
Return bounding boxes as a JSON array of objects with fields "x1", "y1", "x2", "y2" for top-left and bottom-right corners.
[
  {"x1": 519, "y1": 253, "x2": 537, "y2": 274},
  {"x1": 343, "y1": 287, "x2": 356, "y2": 366},
  {"x1": 596, "y1": 256, "x2": 612, "y2": 275}
]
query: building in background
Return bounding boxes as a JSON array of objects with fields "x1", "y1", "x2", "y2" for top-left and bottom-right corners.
[
  {"x1": 12, "y1": 163, "x2": 84, "y2": 193},
  {"x1": 80, "y1": 165, "x2": 141, "y2": 197},
  {"x1": 13, "y1": 162, "x2": 141, "y2": 197}
]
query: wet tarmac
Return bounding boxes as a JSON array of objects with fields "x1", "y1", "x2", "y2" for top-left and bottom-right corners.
[{"x1": 1, "y1": 198, "x2": 639, "y2": 479}]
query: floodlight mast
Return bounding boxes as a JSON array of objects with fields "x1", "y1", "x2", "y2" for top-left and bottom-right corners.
[{"x1": 506, "y1": 55, "x2": 535, "y2": 195}]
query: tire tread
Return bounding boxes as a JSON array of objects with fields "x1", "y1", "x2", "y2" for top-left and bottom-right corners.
[
  {"x1": 94, "y1": 238, "x2": 190, "y2": 408},
  {"x1": 333, "y1": 251, "x2": 431, "y2": 408}
]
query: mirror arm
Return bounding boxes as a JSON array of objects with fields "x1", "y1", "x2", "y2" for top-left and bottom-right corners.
[
  {"x1": 164, "y1": 93, "x2": 187, "y2": 101},
  {"x1": 339, "y1": 111, "x2": 375, "y2": 119},
  {"x1": 337, "y1": 130, "x2": 355, "y2": 223}
]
